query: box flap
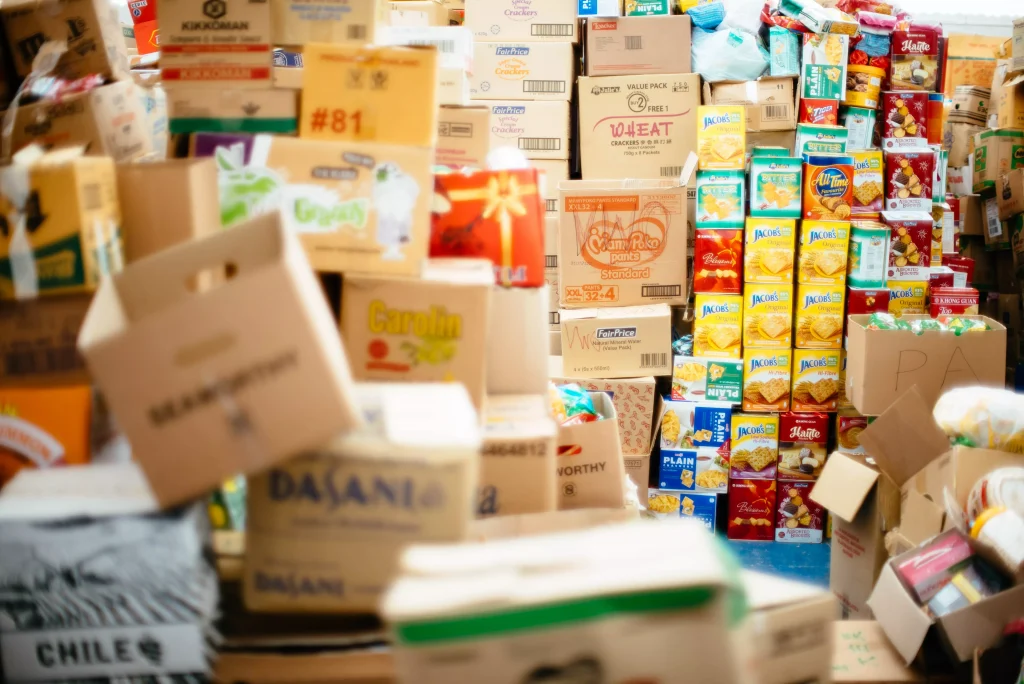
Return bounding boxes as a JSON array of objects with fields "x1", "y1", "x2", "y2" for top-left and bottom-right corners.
[
  {"x1": 857, "y1": 387, "x2": 951, "y2": 487},
  {"x1": 832, "y1": 621, "x2": 924, "y2": 682},
  {"x1": 898, "y1": 489, "x2": 946, "y2": 547},
  {"x1": 809, "y1": 452, "x2": 880, "y2": 523},
  {"x1": 867, "y1": 563, "x2": 934, "y2": 665},
  {"x1": 937, "y1": 582, "x2": 1024, "y2": 662}
]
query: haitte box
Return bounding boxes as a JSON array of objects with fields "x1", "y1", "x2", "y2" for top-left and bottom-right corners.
[
  {"x1": 341, "y1": 259, "x2": 492, "y2": 410},
  {"x1": 728, "y1": 479, "x2": 778, "y2": 541},
  {"x1": 479, "y1": 394, "x2": 557, "y2": 517},
  {"x1": 742, "y1": 349, "x2": 792, "y2": 413},
  {"x1": 270, "y1": 0, "x2": 385, "y2": 45},
  {"x1": 488, "y1": 101, "x2": 571, "y2": 161},
  {"x1": 559, "y1": 179, "x2": 689, "y2": 308},
  {"x1": 0, "y1": 385, "x2": 92, "y2": 489},
  {"x1": 244, "y1": 383, "x2": 480, "y2": 613},
  {"x1": 464, "y1": 0, "x2": 577, "y2": 43},
  {"x1": 797, "y1": 220, "x2": 849, "y2": 286},
  {"x1": 578, "y1": 73, "x2": 700, "y2": 180},
  {"x1": 743, "y1": 283, "x2": 794, "y2": 349},
  {"x1": 730, "y1": 413, "x2": 779, "y2": 480},
  {"x1": 436, "y1": 106, "x2": 491, "y2": 168},
  {"x1": 795, "y1": 283, "x2": 844, "y2": 350},
  {"x1": 559, "y1": 304, "x2": 672, "y2": 379},
  {"x1": 471, "y1": 43, "x2": 574, "y2": 102},
  {"x1": 775, "y1": 481, "x2": 825, "y2": 544},
  {"x1": 585, "y1": 15, "x2": 692, "y2": 77},
  {"x1": 744, "y1": 217, "x2": 796, "y2": 284}
]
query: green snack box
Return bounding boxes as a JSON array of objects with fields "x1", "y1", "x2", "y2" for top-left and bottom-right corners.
[{"x1": 750, "y1": 156, "x2": 803, "y2": 219}]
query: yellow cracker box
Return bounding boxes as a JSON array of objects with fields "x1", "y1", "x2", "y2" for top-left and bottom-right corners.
[
  {"x1": 697, "y1": 106, "x2": 745, "y2": 171},
  {"x1": 797, "y1": 220, "x2": 850, "y2": 286},
  {"x1": 744, "y1": 217, "x2": 796, "y2": 284},
  {"x1": 795, "y1": 283, "x2": 845, "y2": 349},
  {"x1": 887, "y1": 280, "x2": 928, "y2": 316},
  {"x1": 730, "y1": 413, "x2": 779, "y2": 479},
  {"x1": 743, "y1": 349, "x2": 792, "y2": 413},
  {"x1": 694, "y1": 293, "x2": 743, "y2": 359},
  {"x1": 743, "y1": 283, "x2": 794, "y2": 349},
  {"x1": 792, "y1": 349, "x2": 841, "y2": 412}
]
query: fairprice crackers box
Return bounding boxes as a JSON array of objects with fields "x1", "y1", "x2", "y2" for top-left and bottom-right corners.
[{"x1": 559, "y1": 177, "x2": 692, "y2": 308}]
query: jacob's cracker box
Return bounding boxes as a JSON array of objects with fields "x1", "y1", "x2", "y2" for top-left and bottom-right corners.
[
  {"x1": 749, "y1": 156, "x2": 802, "y2": 219},
  {"x1": 795, "y1": 283, "x2": 844, "y2": 350},
  {"x1": 797, "y1": 220, "x2": 850, "y2": 286},
  {"x1": 693, "y1": 293, "x2": 742, "y2": 359},
  {"x1": 791, "y1": 349, "x2": 841, "y2": 413},
  {"x1": 695, "y1": 170, "x2": 744, "y2": 227},
  {"x1": 742, "y1": 349, "x2": 792, "y2": 413},
  {"x1": 743, "y1": 283, "x2": 793, "y2": 349},
  {"x1": 697, "y1": 106, "x2": 745, "y2": 170},
  {"x1": 744, "y1": 218, "x2": 796, "y2": 284}
]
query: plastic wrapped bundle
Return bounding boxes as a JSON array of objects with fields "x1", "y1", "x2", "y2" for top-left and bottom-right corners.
[{"x1": 934, "y1": 388, "x2": 1024, "y2": 454}]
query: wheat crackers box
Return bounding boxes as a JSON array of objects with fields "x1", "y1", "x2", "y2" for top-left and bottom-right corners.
[
  {"x1": 851, "y1": 150, "x2": 884, "y2": 218},
  {"x1": 693, "y1": 293, "x2": 742, "y2": 359},
  {"x1": 744, "y1": 217, "x2": 796, "y2": 284},
  {"x1": 791, "y1": 349, "x2": 841, "y2": 412},
  {"x1": 797, "y1": 220, "x2": 849, "y2": 286},
  {"x1": 697, "y1": 106, "x2": 745, "y2": 170},
  {"x1": 749, "y1": 156, "x2": 802, "y2": 219},
  {"x1": 695, "y1": 170, "x2": 745, "y2": 227},
  {"x1": 693, "y1": 229, "x2": 742, "y2": 294},
  {"x1": 883, "y1": 211, "x2": 933, "y2": 281},
  {"x1": 743, "y1": 283, "x2": 794, "y2": 349},
  {"x1": 775, "y1": 481, "x2": 825, "y2": 544},
  {"x1": 730, "y1": 413, "x2": 779, "y2": 480},
  {"x1": 727, "y1": 479, "x2": 777, "y2": 541},
  {"x1": 777, "y1": 411, "x2": 828, "y2": 481},
  {"x1": 795, "y1": 283, "x2": 844, "y2": 350},
  {"x1": 885, "y1": 149, "x2": 935, "y2": 213},
  {"x1": 743, "y1": 349, "x2": 792, "y2": 413}
]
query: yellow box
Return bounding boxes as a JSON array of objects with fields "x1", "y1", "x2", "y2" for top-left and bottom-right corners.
[
  {"x1": 697, "y1": 106, "x2": 746, "y2": 170},
  {"x1": 743, "y1": 283, "x2": 793, "y2": 349},
  {"x1": 797, "y1": 220, "x2": 850, "y2": 285},
  {"x1": 743, "y1": 348, "x2": 792, "y2": 413},
  {"x1": 791, "y1": 349, "x2": 841, "y2": 412},
  {"x1": 0, "y1": 151, "x2": 122, "y2": 299},
  {"x1": 744, "y1": 217, "x2": 796, "y2": 284},
  {"x1": 795, "y1": 283, "x2": 845, "y2": 350},
  {"x1": 887, "y1": 280, "x2": 928, "y2": 317},
  {"x1": 300, "y1": 44, "x2": 439, "y2": 147},
  {"x1": 694, "y1": 293, "x2": 743, "y2": 359}
]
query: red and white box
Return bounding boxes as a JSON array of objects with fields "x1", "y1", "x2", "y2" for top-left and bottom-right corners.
[
  {"x1": 885, "y1": 149, "x2": 935, "y2": 212},
  {"x1": 883, "y1": 211, "x2": 933, "y2": 281},
  {"x1": 929, "y1": 287, "x2": 980, "y2": 317},
  {"x1": 727, "y1": 479, "x2": 777, "y2": 541},
  {"x1": 881, "y1": 91, "x2": 930, "y2": 150},
  {"x1": 775, "y1": 481, "x2": 825, "y2": 544}
]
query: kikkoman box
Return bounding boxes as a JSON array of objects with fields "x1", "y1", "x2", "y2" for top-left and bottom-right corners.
[
  {"x1": 341, "y1": 259, "x2": 493, "y2": 411},
  {"x1": 578, "y1": 74, "x2": 701, "y2": 180},
  {"x1": 245, "y1": 383, "x2": 480, "y2": 613},
  {"x1": 77, "y1": 212, "x2": 364, "y2": 508},
  {"x1": 558, "y1": 177, "x2": 692, "y2": 308}
]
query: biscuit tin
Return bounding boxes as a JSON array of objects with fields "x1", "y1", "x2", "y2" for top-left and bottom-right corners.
[
  {"x1": 672, "y1": 356, "x2": 743, "y2": 404},
  {"x1": 749, "y1": 156, "x2": 802, "y2": 219},
  {"x1": 791, "y1": 349, "x2": 841, "y2": 412},
  {"x1": 850, "y1": 150, "x2": 884, "y2": 217},
  {"x1": 798, "y1": 220, "x2": 850, "y2": 285},
  {"x1": 693, "y1": 229, "x2": 742, "y2": 294},
  {"x1": 795, "y1": 283, "x2": 845, "y2": 350},
  {"x1": 744, "y1": 217, "x2": 796, "y2": 284},
  {"x1": 778, "y1": 411, "x2": 828, "y2": 481},
  {"x1": 803, "y1": 153, "x2": 854, "y2": 221},
  {"x1": 743, "y1": 283, "x2": 794, "y2": 349},
  {"x1": 887, "y1": 280, "x2": 928, "y2": 316},
  {"x1": 847, "y1": 220, "x2": 890, "y2": 288},
  {"x1": 697, "y1": 106, "x2": 745, "y2": 171},
  {"x1": 730, "y1": 413, "x2": 779, "y2": 480},
  {"x1": 728, "y1": 479, "x2": 777, "y2": 541},
  {"x1": 696, "y1": 170, "x2": 745, "y2": 227},
  {"x1": 693, "y1": 293, "x2": 743, "y2": 359},
  {"x1": 775, "y1": 481, "x2": 825, "y2": 544},
  {"x1": 742, "y1": 349, "x2": 792, "y2": 413}
]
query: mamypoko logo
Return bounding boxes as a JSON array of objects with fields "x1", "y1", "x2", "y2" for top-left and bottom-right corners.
[
  {"x1": 803, "y1": 292, "x2": 839, "y2": 309},
  {"x1": 808, "y1": 228, "x2": 838, "y2": 243},
  {"x1": 268, "y1": 467, "x2": 446, "y2": 511},
  {"x1": 813, "y1": 167, "x2": 850, "y2": 199},
  {"x1": 750, "y1": 355, "x2": 786, "y2": 372},
  {"x1": 701, "y1": 302, "x2": 735, "y2": 317},
  {"x1": 799, "y1": 357, "x2": 829, "y2": 374},
  {"x1": 496, "y1": 46, "x2": 529, "y2": 56},
  {"x1": 737, "y1": 424, "x2": 767, "y2": 440},
  {"x1": 492, "y1": 105, "x2": 526, "y2": 115},
  {"x1": 751, "y1": 292, "x2": 783, "y2": 307},
  {"x1": 596, "y1": 327, "x2": 637, "y2": 339},
  {"x1": 752, "y1": 227, "x2": 783, "y2": 242},
  {"x1": 702, "y1": 113, "x2": 739, "y2": 129}
]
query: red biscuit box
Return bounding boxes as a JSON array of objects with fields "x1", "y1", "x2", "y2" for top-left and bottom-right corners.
[
  {"x1": 929, "y1": 287, "x2": 980, "y2": 316},
  {"x1": 727, "y1": 479, "x2": 777, "y2": 541},
  {"x1": 431, "y1": 169, "x2": 546, "y2": 287},
  {"x1": 846, "y1": 287, "x2": 890, "y2": 315},
  {"x1": 778, "y1": 412, "x2": 828, "y2": 481},
  {"x1": 775, "y1": 481, "x2": 825, "y2": 544},
  {"x1": 881, "y1": 91, "x2": 929, "y2": 150},
  {"x1": 883, "y1": 211, "x2": 933, "y2": 281},
  {"x1": 799, "y1": 99, "x2": 840, "y2": 126},
  {"x1": 693, "y1": 229, "x2": 743, "y2": 294},
  {"x1": 884, "y1": 149, "x2": 935, "y2": 212}
]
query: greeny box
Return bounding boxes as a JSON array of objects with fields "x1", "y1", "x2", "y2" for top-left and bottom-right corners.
[
  {"x1": 749, "y1": 156, "x2": 802, "y2": 219},
  {"x1": 695, "y1": 170, "x2": 745, "y2": 228},
  {"x1": 671, "y1": 356, "x2": 743, "y2": 404}
]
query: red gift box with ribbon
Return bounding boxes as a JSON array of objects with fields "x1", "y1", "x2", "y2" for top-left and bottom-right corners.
[{"x1": 430, "y1": 169, "x2": 545, "y2": 287}]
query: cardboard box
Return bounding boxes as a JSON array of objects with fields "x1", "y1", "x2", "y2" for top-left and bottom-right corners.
[
  {"x1": 0, "y1": 296, "x2": 91, "y2": 387},
  {"x1": 244, "y1": 134, "x2": 433, "y2": 275},
  {"x1": 998, "y1": 167, "x2": 1024, "y2": 220},
  {"x1": 702, "y1": 78, "x2": 797, "y2": 133},
  {"x1": 116, "y1": 158, "x2": 220, "y2": 263},
  {"x1": 549, "y1": 356, "x2": 658, "y2": 456},
  {"x1": 340, "y1": 259, "x2": 492, "y2": 411},
  {"x1": 0, "y1": 149, "x2": 122, "y2": 300},
  {"x1": 578, "y1": 73, "x2": 700, "y2": 180},
  {"x1": 972, "y1": 128, "x2": 1024, "y2": 195},
  {"x1": 0, "y1": 385, "x2": 91, "y2": 489},
  {"x1": 488, "y1": 101, "x2": 571, "y2": 161},
  {"x1": 270, "y1": 0, "x2": 383, "y2": 45},
  {"x1": 5, "y1": 81, "x2": 155, "y2": 162},
  {"x1": 831, "y1": 621, "x2": 923, "y2": 683},
  {"x1": 78, "y1": 212, "x2": 364, "y2": 508},
  {"x1": 436, "y1": 106, "x2": 491, "y2": 167},
  {"x1": 845, "y1": 314, "x2": 1006, "y2": 416},
  {"x1": 159, "y1": 0, "x2": 272, "y2": 88},
  {"x1": 559, "y1": 304, "x2": 671, "y2": 379},
  {"x1": 1, "y1": 0, "x2": 129, "y2": 80},
  {"x1": 166, "y1": 87, "x2": 299, "y2": 135},
  {"x1": 479, "y1": 394, "x2": 557, "y2": 517},
  {"x1": 244, "y1": 383, "x2": 480, "y2": 613},
  {"x1": 300, "y1": 44, "x2": 438, "y2": 147},
  {"x1": 390, "y1": 0, "x2": 448, "y2": 26},
  {"x1": 584, "y1": 15, "x2": 691, "y2": 77},
  {"x1": 486, "y1": 286, "x2": 549, "y2": 396},
  {"x1": 471, "y1": 43, "x2": 574, "y2": 102},
  {"x1": 556, "y1": 391, "x2": 625, "y2": 510},
  {"x1": 559, "y1": 178, "x2": 692, "y2": 307},
  {"x1": 464, "y1": 0, "x2": 577, "y2": 43}
]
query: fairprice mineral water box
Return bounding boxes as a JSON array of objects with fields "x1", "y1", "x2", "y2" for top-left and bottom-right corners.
[
  {"x1": 471, "y1": 43, "x2": 574, "y2": 102},
  {"x1": 464, "y1": 0, "x2": 578, "y2": 42},
  {"x1": 488, "y1": 101, "x2": 571, "y2": 161},
  {"x1": 578, "y1": 73, "x2": 701, "y2": 180},
  {"x1": 244, "y1": 383, "x2": 480, "y2": 614}
]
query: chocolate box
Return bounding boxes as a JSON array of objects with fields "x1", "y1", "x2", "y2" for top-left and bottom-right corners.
[
  {"x1": 883, "y1": 211, "x2": 933, "y2": 281},
  {"x1": 775, "y1": 481, "x2": 825, "y2": 544},
  {"x1": 885, "y1": 149, "x2": 935, "y2": 213},
  {"x1": 882, "y1": 91, "x2": 930, "y2": 150},
  {"x1": 778, "y1": 411, "x2": 829, "y2": 481},
  {"x1": 727, "y1": 478, "x2": 777, "y2": 541},
  {"x1": 693, "y1": 229, "x2": 743, "y2": 294}
]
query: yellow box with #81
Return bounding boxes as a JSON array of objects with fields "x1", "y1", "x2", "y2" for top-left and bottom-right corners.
[{"x1": 697, "y1": 106, "x2": 745, "y2": 171}]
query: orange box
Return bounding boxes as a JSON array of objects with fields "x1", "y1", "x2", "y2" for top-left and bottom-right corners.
[{"x1": 0, "y1": 386, "x2": 92, "y2": 488}]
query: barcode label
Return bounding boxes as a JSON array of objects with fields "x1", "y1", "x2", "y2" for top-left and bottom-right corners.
[
  {"x1": 348, "y1": 25, "x2": 367, "y2": 40},
  {"x1": 625, "y1": 36, "x2": 642, "y2": 50},
  {"x1": 545, "y1": 255, "x2": 557, "y2": 268},
  {"x1": 82, "y1": 183, "x2": 101, "y2": 210},
  {"x1": 640, "y1": 353, "x2": 668, "y2": 369},
  {"x1": 642, "y1": 285, "x2": 681, "y2": 298},
  {"x1": 660, "y1": 166, "x2": 683, "y2": 178},
  {"x1": 549, "y1": 312, "x2": 560, "y2": 325},
  {"x1": 763, "y1": 104, "x2": 790, "y2": 122},
  {"x1": 532, "y1": 24, "x2": 573, "y2": 36},
  {"x1": 524, "y1": 80, "x2": 566, "y2": 94},
  {"x1": 520, "y1": 137, "x2": 561, "y2": 151},
  {"x1": 4, "y1": 347, "x2": 83, "y2": 376},
  {"x1": 410, "y1": 39, "x2": 456, "y2": 54},
  {"x1": 546, "y1": 199, "x2": 557, "y2": 212}
]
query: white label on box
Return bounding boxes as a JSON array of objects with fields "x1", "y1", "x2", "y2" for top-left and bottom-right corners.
[{"x1": 985, "y1": 197, "x2": 1002, "y2": 239}]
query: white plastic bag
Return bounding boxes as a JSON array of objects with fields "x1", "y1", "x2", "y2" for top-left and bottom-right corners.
[
  {"x1": 933, "y1": 387, "x2": 1024, "y2": 454},
  {"x1": 692, "y1": 28, "x2": 769, "y2": 83}
]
